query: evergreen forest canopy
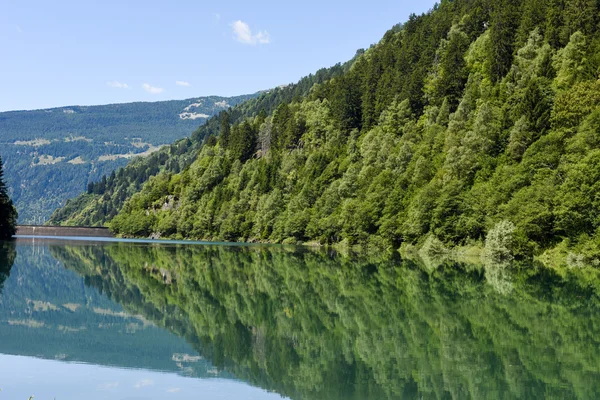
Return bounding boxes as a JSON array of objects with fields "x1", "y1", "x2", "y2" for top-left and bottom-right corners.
[
  {"x1": 52, "y1": 242, "x2": 600, "y2": 400},
  {"x1": 0, "y1": 94, "x2": 257, "y2": 223},
  {"x1": 52, "y1": 0, "x2": 600, "y2": 262}
]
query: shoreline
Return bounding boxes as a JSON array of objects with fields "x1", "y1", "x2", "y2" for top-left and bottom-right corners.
[{"x1": 10, "y1": 229, "x2": 596, "y2": 269}]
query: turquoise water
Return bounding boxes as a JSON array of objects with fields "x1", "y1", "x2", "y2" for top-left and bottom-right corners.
[
  {"x1": 0, "y1": 238, "x2": 599, "y2": 399},
  {"x1": 0, "y1": 239, "x2": 284, "y2": 400}
]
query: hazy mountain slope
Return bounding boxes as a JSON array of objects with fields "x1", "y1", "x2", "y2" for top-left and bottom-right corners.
[
  {"x1": 0, "y1": 94, "x2": 257, "y2": 223},
  {"x1": 48, "y1": 63, "x2": 352, "y2": 226}
]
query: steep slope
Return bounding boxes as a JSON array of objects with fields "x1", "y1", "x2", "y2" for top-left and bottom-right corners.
[
  {"x1": 57, "y1": 0, "x2": 600, "y2": 261},
  {"x1": 0, "y1": 94, "x2": 256, "y2": 223}
]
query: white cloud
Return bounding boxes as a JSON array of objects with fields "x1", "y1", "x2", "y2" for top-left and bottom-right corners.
[
  {"x1": 142, "y1": 83, "x2": 164, "y2": 94},
  {"x1": 167, "y1": 388, "x2": 181, "y2": 393},
  {"x1": 231, "y1": 20, "x2": 270, "y2": 45},
  {"x1": 134, "y1": 379, "x2": 154, "y2": 388},
  {"x1": 214, "y1": 13, "x2": 221, "y2": 23},
  {"x1": 107, "y1": 81, "x2": 130, "y2": 89},
  {"x1": 176, "y1": 81, "x2": 190, "y2": 87},
  {"x1": 255, "y1": 31, "x2": 270, "y2": 44}
]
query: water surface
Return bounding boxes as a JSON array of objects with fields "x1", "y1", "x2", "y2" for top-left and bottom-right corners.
[{"x1": 0, "y1": 238, "x2": 599, "y2": 399}]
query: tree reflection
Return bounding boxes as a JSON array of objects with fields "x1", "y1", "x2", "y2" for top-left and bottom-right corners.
[
  {"x1": 52, "y1": 243, "x2": 600, "y2": 400},
  {"x1": 0, "y1": 241, "x2": 16, "y2": 293}
]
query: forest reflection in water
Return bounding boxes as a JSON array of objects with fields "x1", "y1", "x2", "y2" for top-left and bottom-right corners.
[{"x1": 39, "y1": 240, "x2": 600, "y2": 400}]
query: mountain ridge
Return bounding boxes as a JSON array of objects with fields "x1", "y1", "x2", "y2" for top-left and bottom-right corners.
[
  {"x1": 0, "y1": 93, "x2": 259, "y2": 223},
  {"x1": 1, "y1": 95, "x2": 253, "y2": 114}
]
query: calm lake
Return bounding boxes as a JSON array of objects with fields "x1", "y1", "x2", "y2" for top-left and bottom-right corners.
[{"x1": 0, "y1": 238, "x2": 598, "y2": 399}]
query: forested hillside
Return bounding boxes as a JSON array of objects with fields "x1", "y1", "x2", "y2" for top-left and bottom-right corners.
[
  {"x1": 0, "y1": 94, "x2": 256, "y2": 223},
  {"x1": 54, "y1": 0, "x2": 600, "y2": 262}
]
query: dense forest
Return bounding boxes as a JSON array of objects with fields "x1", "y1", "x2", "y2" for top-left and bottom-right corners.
[
  {"x1": 0, "y1": 94, "x2": 257, "y2": 223},
  {"x1": 53, "y1": 0, "x2": 600, "y2": 263},
  {"x1": 52, "y1": 242, "x2": 600, "y2": 399}
]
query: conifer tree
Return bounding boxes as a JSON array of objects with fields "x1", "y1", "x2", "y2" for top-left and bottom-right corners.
[
  {"x1": 488, "y1": 0, "x2": 522, "y2": 82},
  {"x1": 563, "y1": 0, "x2": 598, "y2": 39},
  {"x1": 0, "y1": 156, "x2": 17, "y2": 239},
  {"x1": 218, "y1": 111, "x2": 231, "y2": 148}
]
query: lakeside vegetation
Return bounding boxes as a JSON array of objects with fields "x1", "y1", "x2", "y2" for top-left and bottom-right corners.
[{"x1": 53, "y1": 0, "x2": 600, "y2": 265}]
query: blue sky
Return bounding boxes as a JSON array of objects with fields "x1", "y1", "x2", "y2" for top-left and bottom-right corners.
[{"x1": 0, "y1": 0, "x2": 438, "y2": 112}]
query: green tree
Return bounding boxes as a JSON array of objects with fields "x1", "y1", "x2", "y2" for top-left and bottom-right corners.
[
  {"x1": 544, "y1": 0, "x2": 565, "y2": 47},
  {"x1": 488, "y1": 0, "x2": 522, "y2": 82},
  {"x1": 0, "y1": 156, "x2": 18, "y2": 239},
  {"x1": 229, "y1": 121, "x2": 258, "y2": 162},
  {"x1": 562, "y1": 0, "x2": 598, "y2": 39},
  {"x1": 515, "y1": 0, "x2": 548, "y2": 48},
  {"x1": 218, "y1": 110, "x2": 232, "y2": 148},
  {"x1": 425, "y1": 24, "x2": 470, "y2": 108},
  {"x1": 553, "y1": 31, "x2": 595, "y2": 90}
]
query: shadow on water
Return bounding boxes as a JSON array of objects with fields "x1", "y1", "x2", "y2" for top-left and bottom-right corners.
[
  {"x1": 46, "y1": 241, "x2": 600, "y2": 400},
  {"x1": 0, "y1": 241, "x2": 16, "y2": 292}
]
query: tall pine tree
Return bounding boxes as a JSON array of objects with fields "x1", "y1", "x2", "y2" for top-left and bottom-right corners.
[
  {"x1": 489, "y1": 0, "x2": 522, "y2": 82},
  {"x1": 0, "y1": 156, "x2": 17, "y2": 239}
]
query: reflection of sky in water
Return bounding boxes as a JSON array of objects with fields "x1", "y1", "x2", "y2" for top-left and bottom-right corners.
[
  {"x1": 0, "y1": 242, "x2": 287, "y2": 400},
  {"x1": 0, "y1": 354, "x2": 287, "y2": 400}
]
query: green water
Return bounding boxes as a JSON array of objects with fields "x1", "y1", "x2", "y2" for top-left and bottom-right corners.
[{"x1": 0, "y1": 238, "x2": 599, "y2": 399}]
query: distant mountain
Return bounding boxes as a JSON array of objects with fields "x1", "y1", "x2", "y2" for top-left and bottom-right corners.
[
  {"x1": 47, "y1": 67, "x2": 350, "y2": 227},
  {"x1": 0, "y1": 94, "x2": 258, "y2": 223}
]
